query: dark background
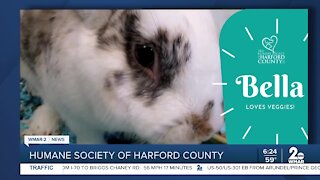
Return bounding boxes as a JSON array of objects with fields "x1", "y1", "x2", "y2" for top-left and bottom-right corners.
[{"x1": 0, "y1": 0, "x2": 319, "y2": 179}]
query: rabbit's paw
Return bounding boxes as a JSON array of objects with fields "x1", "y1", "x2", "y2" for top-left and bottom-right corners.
[{"x1": 22, "y1": 104, "x2": 61, "y2": 136}]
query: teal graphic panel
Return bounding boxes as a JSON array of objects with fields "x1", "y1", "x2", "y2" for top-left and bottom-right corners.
[{"x1": 220, "y1": 9, "x2": 308, "y2": 144}]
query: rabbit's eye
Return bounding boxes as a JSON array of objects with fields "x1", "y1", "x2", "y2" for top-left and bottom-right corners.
[
  {"x1": 134, "y1": 44, "x2": 155, "y2": 69},
  {"x1": 134, "y1": 44, "x2": 158, "y2": 80}
]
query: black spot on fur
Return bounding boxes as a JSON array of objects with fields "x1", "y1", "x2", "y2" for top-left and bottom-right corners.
[
  {"x1": 207, "y1": 100, "x2": 214, "y2": 109},
  {"x1": 21, "y1": 10, "x2": 55, "y2": 72},
  {"x1": 104, "y1": 132, "x2": 147, "y2": 144},
  {"x1": 123, "y1": 12, "x2": 191, "y2": 105},
  {"x1": 92, "y1": 10, "x2": 191, "y2": 104},
  {"x1": 204, "y1": 100, "x2": 214, "y2": 120},
  {"x1": 97, "y1": 10, "x2": 125, "y2": 49},
  {"x1": 113, "y1": 71, "x2": 125, "y2": 85},
  {"x1": 104, "y1": 78, "x2": 112, "y2": 89},
  {"x1": 221, "y1": 101, "x2": 224, "y2": 111},
  {"x1": 175, "y1": 35, "x2": 182, "y2": 47},
  {"x1": 183, "y1": 42, "x2": 191, "y2": 62},
  {"x1": 49, "y1": 16, "x2": 55, "y2": 22}
]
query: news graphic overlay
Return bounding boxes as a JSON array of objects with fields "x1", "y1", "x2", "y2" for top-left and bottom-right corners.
[
  {"x1": 220, "y1": 9, "x2": 308, "y2": 144},
  {"x1": 20, "y1": 145, "x2": 320, "y2": 175},
  {"x1": 19, "y1": 9, "x2": 318, "y2": 176}
]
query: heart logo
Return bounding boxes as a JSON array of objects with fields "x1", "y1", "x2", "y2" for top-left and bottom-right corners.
[{"x1": 262, "y1": 35, "x2": 278, "y2": 53}]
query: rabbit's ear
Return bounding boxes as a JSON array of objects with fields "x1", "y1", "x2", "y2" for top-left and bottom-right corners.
[{"x1": 75, "y1": 10, "x2": 115, "y2": 29}]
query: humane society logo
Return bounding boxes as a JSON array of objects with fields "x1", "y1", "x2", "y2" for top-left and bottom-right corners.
[{"x1": 258, "y1": 35, "x2": 286, "y2": 64}]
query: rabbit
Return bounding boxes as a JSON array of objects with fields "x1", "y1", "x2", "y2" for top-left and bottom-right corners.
[{"x1": 20, "y1": 10, "x2": 225, "y2": 144}]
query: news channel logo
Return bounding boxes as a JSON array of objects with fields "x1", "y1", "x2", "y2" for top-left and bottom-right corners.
[{"x1": 288, "y1": 146, "x2": 304, "y2": 164}]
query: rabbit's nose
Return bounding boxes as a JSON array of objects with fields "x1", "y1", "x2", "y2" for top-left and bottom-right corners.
[
  {"x1": 187, "y1": 114, "x2": 213, "y2": 140},
  {"x1": 186, "y1": 100, "x2": 215, "y2": 140}
]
